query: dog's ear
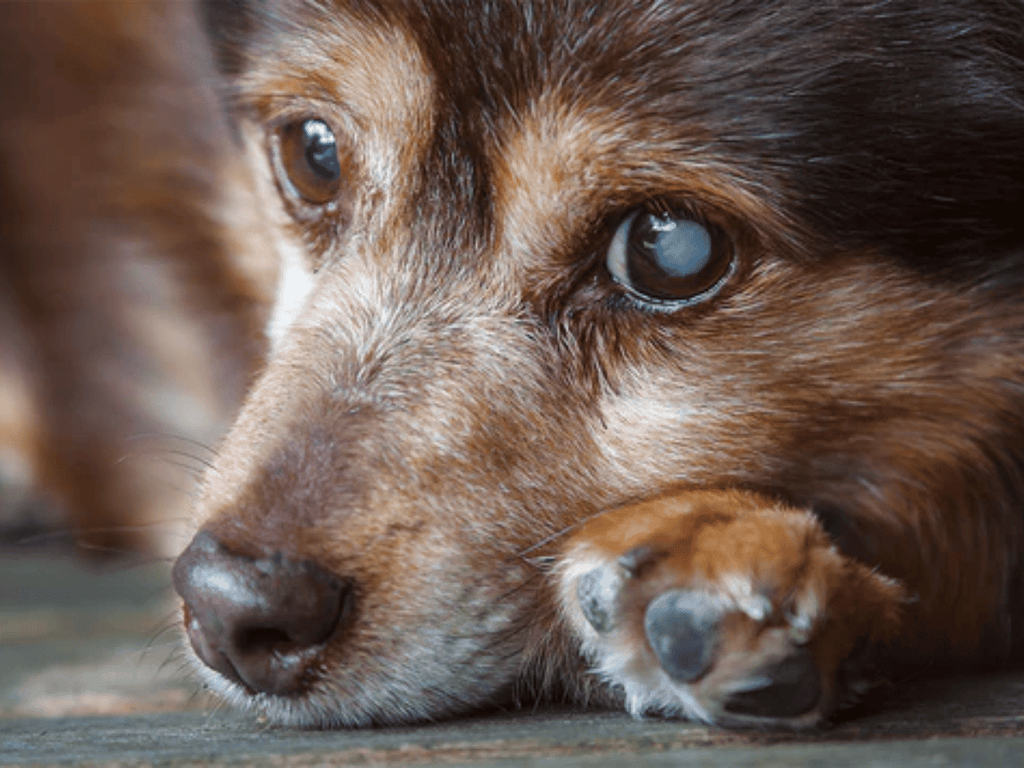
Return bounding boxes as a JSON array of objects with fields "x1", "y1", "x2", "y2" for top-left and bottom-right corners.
[{"x1": 198, "y1": 0, "x2": 256, "y2": 75}]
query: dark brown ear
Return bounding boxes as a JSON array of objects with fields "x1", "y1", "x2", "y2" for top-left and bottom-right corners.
[{"x1": 198, "y1": 0, "x2": 257, "y2": 75}]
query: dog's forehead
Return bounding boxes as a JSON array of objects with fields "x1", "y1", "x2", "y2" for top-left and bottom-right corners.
[{"x1": 248, "y1": 0, "x2": 778, "y2": 154}]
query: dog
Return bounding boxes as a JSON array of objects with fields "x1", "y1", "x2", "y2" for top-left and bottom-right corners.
[
  {"x1": 3, "y1": 0, "x2": 1023, "y2": 731},
  {"x1": 0, "y1": 0, "x2": 272, "y2": 554}
]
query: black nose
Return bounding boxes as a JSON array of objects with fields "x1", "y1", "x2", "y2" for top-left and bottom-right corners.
[{"x1": 172, "y1": 530, "x2": 351, "y2": 696}]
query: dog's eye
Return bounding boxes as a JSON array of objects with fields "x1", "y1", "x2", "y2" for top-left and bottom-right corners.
[
  {"x1": 606, "y1": 208, "x2": 733, "y2": 304},
  {"x1": 277, "y1": 119, "x2": 344, "y2": 205}
]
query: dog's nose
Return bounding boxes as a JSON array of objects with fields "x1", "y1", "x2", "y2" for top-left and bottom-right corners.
[{"x1": 172, "y1": 530, "x2": 351, "y2": 696}]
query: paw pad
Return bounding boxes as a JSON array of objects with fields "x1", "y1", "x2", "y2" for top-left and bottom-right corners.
[
  {"x1": 576, "y1": 565, "x2": 624, "y2": 633},
  {"x1": 643, "y1": 589, "x2": 721, "y2": 683},
  {"x1": 722, "y1": 648, "x2": 820, "y2": 718}
]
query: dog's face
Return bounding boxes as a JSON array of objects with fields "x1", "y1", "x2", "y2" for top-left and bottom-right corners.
[{"x1": 174, "y1": 0, "x2": 1024, "y2": 725}]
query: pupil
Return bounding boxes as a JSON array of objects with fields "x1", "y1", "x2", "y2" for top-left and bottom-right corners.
[{"x1": 303, "y1": 120, "x2": 341, "y2": 180}]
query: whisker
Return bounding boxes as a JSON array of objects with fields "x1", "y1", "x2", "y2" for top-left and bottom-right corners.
[
  {"x1": 115, "y1": 448, "x2": 213, "y2": 476},
  {"x1": 155, "y1": 476, "x2": 201, "y2": 501},
  {"x1": 124, "y1": 433, "x2": 220, "y2": 459},
  {"x1": 12, "y1": 523, "x2": 190, "y2": 561},
  {"x1": 516, "y1": 516, "x2": 595, "y2": 559},
  {"x1": 162, "y1": 654, "x2": 195, "y2": 680},
  {"x1": 145, "y1": 616, "x2": 184, "y2": 661},
  {"x1": 516, "y1": 498, "x2": 647, "y2": 562},
  {"x1": 203, "y1": 695, "x2": 233, "y2": 725}
]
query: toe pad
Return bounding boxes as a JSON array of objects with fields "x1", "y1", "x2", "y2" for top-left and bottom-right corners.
[{"x1": 644, "y1": 590, "x2": 722, "y2": 683}]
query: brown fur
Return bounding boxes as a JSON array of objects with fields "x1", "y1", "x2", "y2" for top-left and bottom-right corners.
[{"x1": 4, "y1": 0, "x2": 1024, "y2": 729}]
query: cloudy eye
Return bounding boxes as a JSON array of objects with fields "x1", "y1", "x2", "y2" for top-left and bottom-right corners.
[
  {"x1": 276, "y1": 118, "x2": 344, "y2": 205},
  {"x1": 606, "y1": 207, "x2": 734, "y2": 304}
]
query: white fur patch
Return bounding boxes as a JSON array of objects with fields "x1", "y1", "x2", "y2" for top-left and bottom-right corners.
[
  {"x1": 266, "y1": 237, "x2": 315, "y2": 350},
  {"x1": 235, "y1": 125, "x2": 317, "y2": 352}
]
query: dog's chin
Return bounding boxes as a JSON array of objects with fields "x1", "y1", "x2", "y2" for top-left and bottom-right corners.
[
  {"x1": 188, "y1": 668, "x2": 432, "y2": 728},
  {"x1": 184, "y1": 626, "x2": 525, "y2": 728}
]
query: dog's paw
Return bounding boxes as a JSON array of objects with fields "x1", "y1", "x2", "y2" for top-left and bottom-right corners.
[{"x1": 558, "y1": 490, "x2": 905, "y2": 728}]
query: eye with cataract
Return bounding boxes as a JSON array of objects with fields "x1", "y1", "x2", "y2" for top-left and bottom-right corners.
[
  {"x1": 276, "y1": 118, "x2": 344, "y2": 206},
  {"x1": 606, "y1": 206, "x2": 735, "y2": 305}
]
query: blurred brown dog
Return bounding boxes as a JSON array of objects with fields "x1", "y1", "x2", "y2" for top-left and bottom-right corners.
[
  {"x1": 3, "y1": 0, "x2": 1023, "y2": 730},
  {"x1": 0, "y1": 1, "x2": 270, "y2": 553}
]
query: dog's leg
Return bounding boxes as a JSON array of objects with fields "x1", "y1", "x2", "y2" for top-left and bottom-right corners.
[{"x1": 558, "y1": 489, "x2": 905, "y2": 728}]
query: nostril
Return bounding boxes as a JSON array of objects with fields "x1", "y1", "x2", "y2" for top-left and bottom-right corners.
[
  {"x1": 172, "y1": 530, "x2": 351, "y2": 696},
  {"x1": 235, "y1": 627, "x2": 293, "y2": 654}
]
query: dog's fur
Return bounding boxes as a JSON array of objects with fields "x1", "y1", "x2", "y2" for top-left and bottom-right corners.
[{"x1": 3, "y1": 0, "x2": 1024, "y2": 730}]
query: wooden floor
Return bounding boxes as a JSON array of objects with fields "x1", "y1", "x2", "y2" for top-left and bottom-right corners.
[{"x1": 2, "y1": 548, "x2": 1022, "y2": 767}]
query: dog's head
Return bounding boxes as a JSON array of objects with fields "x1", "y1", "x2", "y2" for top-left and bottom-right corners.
[{"x1": 173, "y1": 0, "x2": 1024, "y2": 726}]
